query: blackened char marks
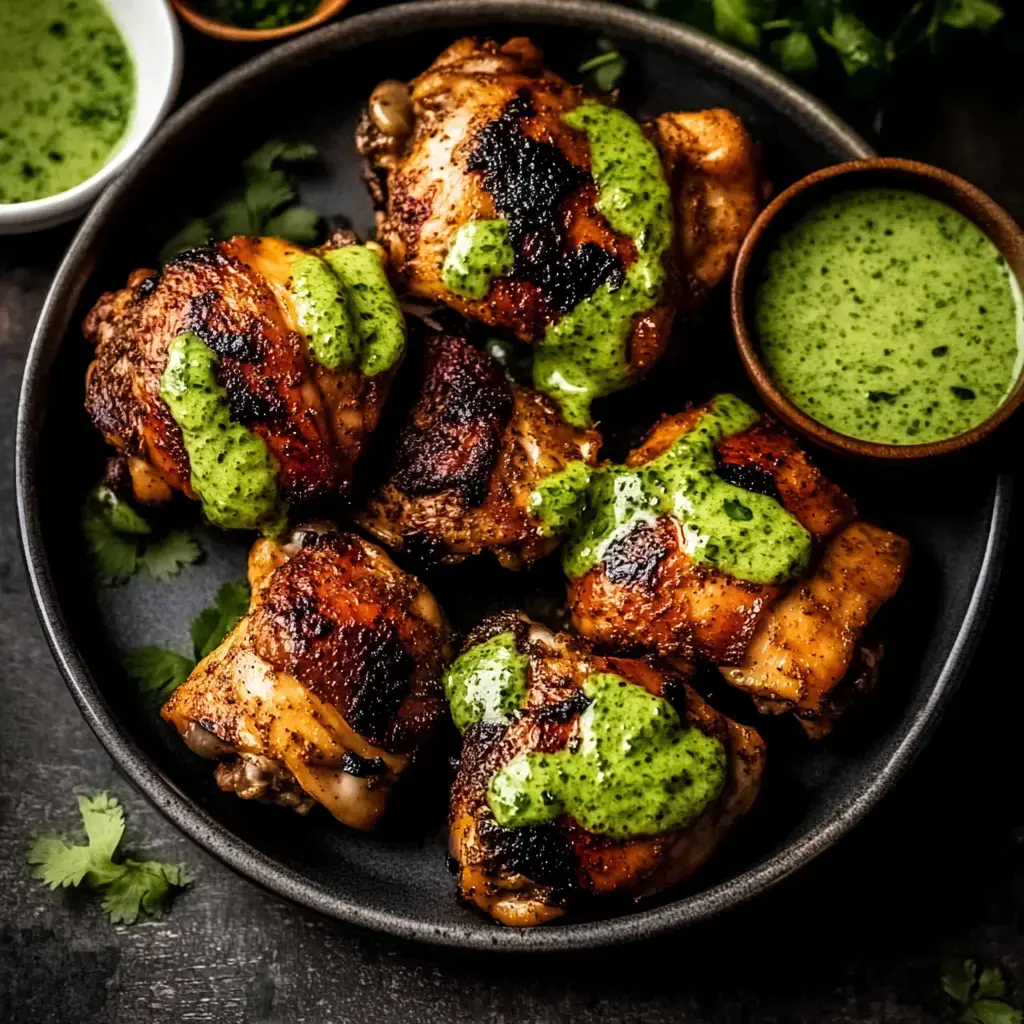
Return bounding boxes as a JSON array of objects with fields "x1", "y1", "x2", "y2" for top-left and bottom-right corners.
[
  {"x1": 713, "y1": 456, "x2": 781, "y2": 501},
  {"x1": 392, "y1": 333, "x2": 513, "y2": 505},
  {"x1": 340, "y1": 751, "x2": 388, "y2": 778},
  {"x1": 478, "y1": 818, "x2": 579, "y2": 901},
  {"x1": 603, "y1": 521, "x2": 668, "y2": 587},
  {"x1": 468, "y1": 93, "x2": 622, "y2": 312}
]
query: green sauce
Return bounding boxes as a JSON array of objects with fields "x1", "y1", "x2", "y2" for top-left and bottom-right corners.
[
  {"x1": 0, "y1": 0, "x2": 135, "y2": 204},
  {"x1": 561, "y1": 393, "x2": 812, "y2": 583},
  {"x1": 289, "y1": 254, "x2": 360, "y2": 371},
  {"x1": 194, "y1": 0, "x2": 318, "y2": 30},
  {"x1": 533, "y1": 103, "x2": 674, "y2": 427},
  {"x1": 160, "y1": 333, "x2": 287, "y2": 534},
  {"x1": 443, "y1": 631, "x2": 529, "y2": 734},
  {"x1": 528, "y1": 461, "x2": 593, "y2": 538},
  {"x1": 487, "y1": 673, "x2": 726, "y2": 839},
  {"x1": 321, "y1": 245, "x2": 406, "y2": 376},
  {"x1": 442, "y1": 219, "x2": 515, "y2": 300},
  {"x1": 756, "y1": 188, "x2": 1024, "y2": 445}
]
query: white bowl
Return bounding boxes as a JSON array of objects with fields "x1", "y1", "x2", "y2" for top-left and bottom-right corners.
[{"x1": 0, "y1": 0, "x2": 183, "y2": 235}]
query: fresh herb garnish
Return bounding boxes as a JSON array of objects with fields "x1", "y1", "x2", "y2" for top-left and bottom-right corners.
[
  {"x1": 160, "y1": 139, "x2": 322, "y2": 263},
  {"x1": 942, "y1": 959, "x2": 1022, "y2": 1024},
  {"x1": 124, "y1": 580, "x2": 251, "y2": 704},
  {"x1": 578, "y1": 40, "x2": 628, "y2": 91},
  {"x1": 632, "y1": 1, "x2": 1006, "y2": 90},
  {"x1": 27, "y1": 793, "x2": 190, "y2": 925},
  {"x1": 82, "y1": 486, "x2": 201, "y2": 585}
]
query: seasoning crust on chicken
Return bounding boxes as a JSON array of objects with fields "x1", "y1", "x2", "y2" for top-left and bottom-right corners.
[
  {"x1": 84, "y1": 232, "x2": 404, "y2": 525},
  {"x1": 161, "y1": 525, "x2": 452, "y2": 829},
  {"x1": 357, "y1": 37, "x2": 760, "y2": 424},
  {"x1": 565, "y1": 395, "x2": 908, "y2": 735},
  {"x1": 356, "y1": 329, "x2": 600, "y2": 569},
  {"x1": 447, "y1": 614, "x2": 765, "y2": 926}
]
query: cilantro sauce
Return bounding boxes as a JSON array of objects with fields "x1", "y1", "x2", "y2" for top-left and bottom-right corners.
[
  {"x1": 0, "y1": 0, "x2": 134, "y2": 203},
  {"x1": 160, "y1": 333, "x2": 286, "y2": 534},
  {"x1": 487, "y1": 673, "x2": 726, "y2": 839},
  {"x1": 289, "y1": 246, "x2": 406, "y2": 375},
  {"x1": 444, "y1": 631, "x2": 529, "y2": 734},
  {"x1": 442, "y1": 219, "x2": 515, "y2": 300},
  {"x1": 756, "y1": 188, "x2": 1023, "y2": 445},
  {"x1": 546, "y1": 394, "x2": 811, "y2": 583}
]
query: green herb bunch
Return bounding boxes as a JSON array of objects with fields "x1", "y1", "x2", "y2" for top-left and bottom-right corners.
[
  {"x1": 632, "y1": 1, "x2": 1005, "y2": 86},
  {"x1": 942, "y1": 960, "x2": 1022, "y2": 1024}
]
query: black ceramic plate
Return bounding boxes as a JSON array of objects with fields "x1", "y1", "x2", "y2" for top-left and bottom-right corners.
[{"x1": 16, "y1": 0, "x2": 1010, "y2": 951}]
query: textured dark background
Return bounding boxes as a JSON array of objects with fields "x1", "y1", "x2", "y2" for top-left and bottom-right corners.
[{"x1": 2, "y1": 2, "x2": 1023, "y2": 1021}]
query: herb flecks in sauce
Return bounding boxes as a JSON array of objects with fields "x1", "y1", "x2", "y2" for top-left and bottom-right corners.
[
  {"x1": 0, "y1": 0, "x2": 134, "y2": 203},
  {"x1": 160, "y1": 333, "x2": 286, "y2": 534},
  {"x1": 442, "y1": 219, "x2": 515, "y2": 301},
  {"x1": 288, "y1": 253, "x2": 360, "y2": 371},
  {"x1": 528, "y1": 460, "x2": 593, "y2": 538},
  {"x1": 444, "y1": 631, "x2": 529, "y2": 734},
  {"x1": 322, "y1": 245, "x2": 406, "y2": 376},
  {"x1": 562, "y1": 393, "x2": 812, "y2": 583},
  {"x1": 487, "y1": 673, "x2": 726, "y2": 839},
  {"x1": 756, "y1": 188, "x2": 1023, "y2": 445},
  {"x1": 534, "y1": 102, "x2": 674, "y2": 427}
]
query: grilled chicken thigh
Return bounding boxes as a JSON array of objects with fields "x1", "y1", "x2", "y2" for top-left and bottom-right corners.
[
  {"x1": 161, "y1": 525, "x2": 452, "y2": 828},
  {"x1": 84, "y1": 232, "x2": 405, "y2": 528},
  {"x1": 357, "y1": 37, "x2": 760, "y2": 424},
  {"x1": 356, "y1": 328, "x2": 600, "y2": 568},
  {"x1": 565, "y1": 395, "x2": 909, "y2": 735},
  {"x1": 447, "y1": 613, "x2": 765, "y2": 926}
]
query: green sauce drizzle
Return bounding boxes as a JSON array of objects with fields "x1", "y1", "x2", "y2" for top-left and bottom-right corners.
[
  {"x1": 533, "y1": 103, "x2": 674, "y2": 427},
  {"x1": 289, "y1": 254, "x2": 360, "y2": 371},
  {"x1": 444, "y1": 632, "x2": 529, "y2": 734},
  {"x1": 160, "y1": 333, "x2": 287, "y2": 534},
  {"x1": 0, "y1": 0, "x2": 135, "y2": 204},
  {"x1": 756, "y1": 188, "x2": 1024, "y2": 445},
  {"x1": 321, "y1": 245, "x2": 406, "y2": 376},
  {"x1": 442, "y1": 219, "x2": 515, "y2": 300},
  {"x1": 487, "y1": 673, "x2": 727, "y2": 839},
  {"x1": 561, "y1": 393, "x2": 812, "y2": 583},
  {"x1": 528, "y1": 460, "x2": 593, "y2": 538}
]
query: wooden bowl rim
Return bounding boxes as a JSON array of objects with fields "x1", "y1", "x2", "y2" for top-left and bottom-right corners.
[
  {"x1": 730, "y1": 157, "x2": 1024, "y2": 460},
  {"x1": 171, "y1": 0, "x2": 350, "y2": 42}
]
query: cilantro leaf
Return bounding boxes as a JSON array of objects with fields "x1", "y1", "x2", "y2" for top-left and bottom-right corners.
[
  {"x1": 945, "y1": 959, "x2": 981, "y2": 1005},
  {"x1": 263, "y1": 204, "x2": 322, "y2": 246},
  {"x1": 966, "y1": 1000, "x2": 1023, "y2": 1024},
  {"x1": 158, "y1": 217, "x2": 215, "y2": 264},
  {"x1": 140, "y1": 530, "x2": 203, "y2": 582},
  {"x1": 245, "y1": 169, "x2": 296, "y2": 226},
  {"x1": 210, "y1": 196, "x2": 255, "y2": 239},
  {"x1": 578, "y1": 46, "x2": 628, "y2": 92},
  {"x1": 27, "y1": 793, "x2": 190, "y2": 925},
  {"x1": 101, "y1": 860, "x2": 191, "y2": 924},
  {"x1": 820, "y1": 12, "x2": 888, "y2": 75},
  {"x1": 979, "y1": 968, "x2": 1011, "y2": 1001},
  {"x1": 772, "y1": 28, "x2": 820, "y2": 72},
  {"x1": 942, "y1": 960, "x2": 1022, "y2": 1024},
  {"x1": 941, "y1": 0, "x2": 1004, "y2": 31},
  {"x1": 123, "y1": 647, "x2": 196, "y2": 704},
  {"x1": 190, "y1": 579, "x2": 251, "y2": 661},
  {"x1": 713, "y1": 0, "x2": 763, "y2": 49}
]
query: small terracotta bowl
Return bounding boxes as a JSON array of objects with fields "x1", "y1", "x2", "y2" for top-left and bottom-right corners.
[
  {"x1": 171, "y1": 0, "x2": 349, "y2": 42},
  {"x1": 731, "y1": 158, "x2": 1024, "y2": 459}
]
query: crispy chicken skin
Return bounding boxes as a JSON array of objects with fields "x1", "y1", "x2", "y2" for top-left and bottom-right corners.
[
  {"x1": 568, "y1": 399, "x2": 908, "y2": 734},
  {"x1": 161, "y1": 525, "x2": 452, "y2": 829},
  {"x1": 722, "y1": 522, "x2": 910, "y2": 738},
  {"x1": 449, "y1": 614, "x2": 765, "y2": 926},
  {"x1": 357, "y1": 37, "x2": 758, "y2": 368},
  {"x1": 84, "y1": 233, "x2": 398, "y2": 509},
  {"x1": 355, "y1": 329, "x2": 600, "y2": 569}
]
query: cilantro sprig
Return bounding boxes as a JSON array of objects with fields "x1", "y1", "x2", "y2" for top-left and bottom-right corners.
[
  {"x1": 579, "y1": 40, "x2": 629, "y2": 91},
  {"x1": 123, "y1": 580, "x2": 251, "y2": 704},
  {"x1": 631, "y1": 1, "x2": 1006, "y2": 85},
  {"x1": 27, "y1": 793, "x2": 190, "y2": 925},
  {"x1": 160, "y1": 139, "x2": 322, "y2": 264},
  {"x1": 82, "y1": 486, "x2": 201, "y2": 585},
  {"x1": 942, "y1": 960, "x2": 1023, "y2": 1024}
]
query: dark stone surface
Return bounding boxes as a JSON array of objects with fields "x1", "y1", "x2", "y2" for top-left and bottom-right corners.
[{"x1": 1, "y1": 5, "x2": 1023, "y2": 1021}]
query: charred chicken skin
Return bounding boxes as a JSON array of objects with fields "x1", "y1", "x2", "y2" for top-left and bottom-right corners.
[
  {"x1": 446, "y1": 613, "x2": 765, "y2": 926},
  {"x1": 161, "y1": 525, "x2": 452, "y2": 829},
  {"x1": 84, "y1": 232, "x2": 405, "y2": 528},
  {"x1": 564, "y1": 394, "x2": 910, "y2": 736},
  {"x1": 357, "y1": 37, "x2": 760, "y2": 425},
  {"x1": 355, "y1": 328, "x2": 600, "y2": 569}
]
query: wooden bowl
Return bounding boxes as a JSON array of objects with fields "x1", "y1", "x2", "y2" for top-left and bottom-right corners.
[
  {"x1": 731, "y1": 158, "x2": 1024, "y2": 459},
  {"x1": 171, "y1": 0, "x2": 349, "y2": 42}
]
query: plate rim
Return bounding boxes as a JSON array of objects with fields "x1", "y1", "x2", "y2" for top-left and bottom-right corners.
[{"x1": 15, "y1": 0, "x2": 1009, "y2": 951}]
